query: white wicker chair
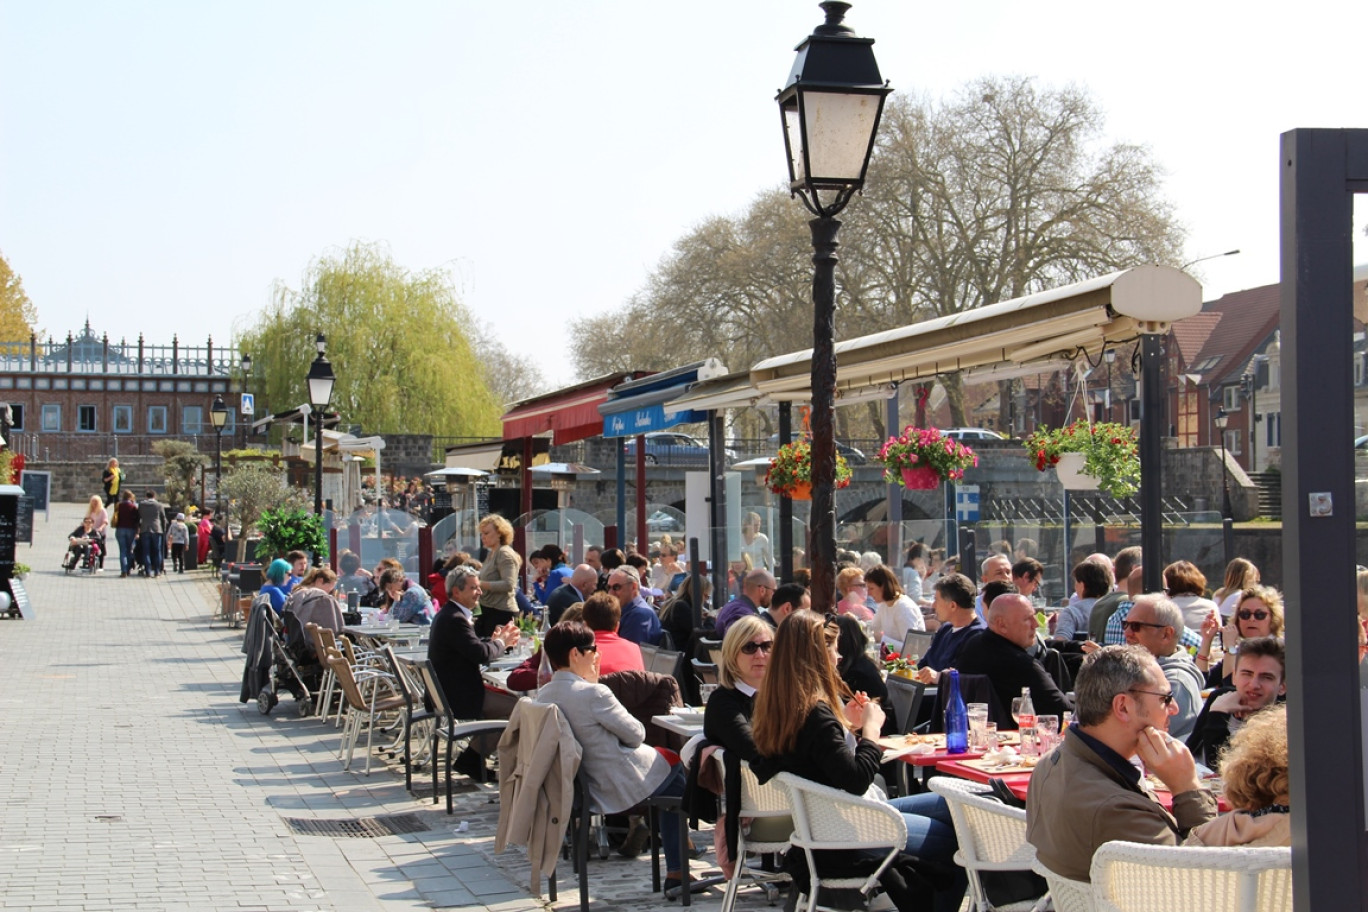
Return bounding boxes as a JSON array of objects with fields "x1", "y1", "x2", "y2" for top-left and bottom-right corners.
[
  {"x1": 1030, "y1": 859, "x2": 1095, "y2": 912},
  {"x1": 713, "y1": 750, "x2": 793, "y2": 912},
  {"x1": 1090, "y1": 840, "x2": 1292, "y2": 912},
  {"x1": 928, "y1": 777, "x2": 1048, "y2": 911},
  {"x1": 775, "y1": 772, "x2": 908, "y2": 912}
]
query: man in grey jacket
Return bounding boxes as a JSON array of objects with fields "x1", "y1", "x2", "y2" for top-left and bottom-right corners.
[
  {"x1": 137, "y1": 490, "x2": 167, "y2": 578},
  {"x1": 1121, "y1": 594, "x2": 1205, "y2": 739},
  {"x1": 1026, "y1": 646, "x2": 1217, "y2": 882}
]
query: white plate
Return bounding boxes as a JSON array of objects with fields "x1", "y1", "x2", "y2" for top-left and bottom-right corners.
[{"x1": 670, "y1": 708, "x2": 706, "y2": 724}]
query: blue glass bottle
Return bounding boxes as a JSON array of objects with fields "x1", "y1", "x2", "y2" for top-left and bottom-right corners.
[{"x1": 945, "y1": 669, "x2": 969, "y2": 754}]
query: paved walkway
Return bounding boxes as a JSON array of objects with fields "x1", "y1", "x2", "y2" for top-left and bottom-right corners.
[{"x1": 0, "y1": 502, "x2": 729, "y2": 912}]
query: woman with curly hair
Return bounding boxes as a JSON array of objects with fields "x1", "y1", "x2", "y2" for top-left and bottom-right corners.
[
  {"x1": 476, "y1": 513, "x2": 522, "y2": 638},
  {"x1": 1185, "y1": 705, "x2": 1289, "y2": 847}
]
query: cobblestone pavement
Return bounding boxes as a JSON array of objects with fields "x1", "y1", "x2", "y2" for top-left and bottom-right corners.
[{"x1": 0, "y1": 502, "x2": 737, "y2": 912}]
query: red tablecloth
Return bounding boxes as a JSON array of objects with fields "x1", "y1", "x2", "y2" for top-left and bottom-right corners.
[{"x1": 934, "y1": 758, "x2": 1229, "y2": 812}]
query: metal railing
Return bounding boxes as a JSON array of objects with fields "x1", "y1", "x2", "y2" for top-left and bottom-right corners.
[{"x1": 10, "y1": 432, "x2": 221, "y2": 462}]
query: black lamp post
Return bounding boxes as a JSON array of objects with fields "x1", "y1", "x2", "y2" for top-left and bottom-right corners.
[
  {"x1": 210, "y1": 395, "x2": 228, "y2": 522},
  {"x1": 1214, "y1": 408, "x2": 1233, "y2": 565},
  {"x1": 239, "y1": 352, "x2": 252, "y2": 449},
  {"x1": 306, "y1": 334, "x2": 336, "y2": 564},
  {"x1": 777, "y1": 0, "x2": 890, "y2": 612}
]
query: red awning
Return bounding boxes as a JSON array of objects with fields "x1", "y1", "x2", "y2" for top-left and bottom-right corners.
[{"x1": 500, "y1": 372, "x2": 643, "y2": 445}]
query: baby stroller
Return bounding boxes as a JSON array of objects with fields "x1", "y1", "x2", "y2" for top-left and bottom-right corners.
[
  {"x1": 62, "y1": 537, "x2": 102, "y2": 574},
  {"x1": 240, "y1": 600, "x2": 323, "y2": 716}
]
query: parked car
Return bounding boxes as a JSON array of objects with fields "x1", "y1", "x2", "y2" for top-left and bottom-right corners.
[
  {"x1": 941, "y1": 427, "x2": 1005, "y2": 442},
  {"x1": 622, "y1": 432, "x2": 735, "y2": 467}
]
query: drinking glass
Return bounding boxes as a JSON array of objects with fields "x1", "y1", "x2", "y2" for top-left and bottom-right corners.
[
  {"x1": 967, "y1": 704, "x2": 989, "y2": 750},
  {"x1": 1036, "y1": 715, "x2": 1060, "y2": 753},
  {"x1": 699, "y1": 683, "x2": 718, "y2": 705},
  {"x1": 983, "y1": 722, "x2": 999, "y2": 752},
  {"x1": 1010, "y1": 697, "x2": 1025, "y2": 727}
]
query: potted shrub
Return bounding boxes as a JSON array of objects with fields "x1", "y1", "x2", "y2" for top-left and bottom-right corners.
[
  {"x1": 1024, "y1": 420, "x2": 1140, "y2": 498},
  {"x1": 256, "y1": 506, "x2": 329, "y2": 563},
  {"x1": 875, "y1": 426, "x2": 978, "y2": 490},
  {"x1": 764, "y1": 438, "x2": 852, "y2": 500}
]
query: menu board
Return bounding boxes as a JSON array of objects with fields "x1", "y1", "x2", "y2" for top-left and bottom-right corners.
[
  {"x1": 7, "y1": 577, "x2": 30, "y2": 620},
  {"x1": 15, "y1": 496, "x2": 32, "y2": 545},
  {"x1": 0, "y1": 492, "x2": 15, "y2": 568},
  {"x1": 19, "y1": 471, "x2": 50, "y2": 522}
]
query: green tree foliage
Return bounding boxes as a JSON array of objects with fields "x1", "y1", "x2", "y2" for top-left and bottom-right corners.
[
  {"x1": 218, "y1": 463, "x2": 308, "y2": 548},
  {"x1": 152, "y1": 439, "x2": 208, "y2": 510},
  {"x1": 238, "y1": 242, "x2": 503, "y2": 435},
  {"x1": 256, "y1": 507, "x2": 328, "y2": 562},
  {"x1": 570, "y1": 77, "x2": 1183, "y2": 431},
  {"x1": 0, "y1": 250, "x2": 39, "y2": 342}
]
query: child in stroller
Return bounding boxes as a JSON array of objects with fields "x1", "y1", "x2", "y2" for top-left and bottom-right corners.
[{"x1": 64, "y1": 517, "x2": 103, "y2": 573}]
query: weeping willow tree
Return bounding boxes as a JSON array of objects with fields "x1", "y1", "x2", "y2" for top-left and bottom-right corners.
[{"x1": 238, "y1": 242, "x2": 502, "y2": 436}]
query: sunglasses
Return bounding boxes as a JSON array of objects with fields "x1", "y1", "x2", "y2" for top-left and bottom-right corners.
[
  {"x1": 607, "y1": 583, "x2": 630, "y2": 592},
  {"x1": 1120, "y1": 620, "x2": 1168, "y2": 632},
  {"x1": 1237, "y1": 609, "x2": 1269, "y2": 621},
  {"x1": 1128, "y1": 688, "x2": 1176, "y2": 707},
  {"x1": 740, "y1": 640, "x2": 774, "y2": 655},
  {"x1": 577, "y1": 644, "x2": 598, "y2": 654}
]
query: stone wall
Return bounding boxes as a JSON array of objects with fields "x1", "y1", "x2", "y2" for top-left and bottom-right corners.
[
  {"x1": 27, "y1": 457, "x2": 166, "y2": 504},
  {"x1": 379, "y1": 434, "x2": 436, "y2": 481}
]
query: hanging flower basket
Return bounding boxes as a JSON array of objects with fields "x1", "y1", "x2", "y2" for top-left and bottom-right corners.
[
  {"x1": 875, "y1": 426, "x2": 978, "y2": 488},
  {"x1": 1024, "y1": 420, "x2": 1140, "y2": 498},
  {"x1": 764, "y1": 438, "x2": 851, "y2": 498},
  {"x1": 900, "y1": 466, "x2": 942, "y2": 490}
]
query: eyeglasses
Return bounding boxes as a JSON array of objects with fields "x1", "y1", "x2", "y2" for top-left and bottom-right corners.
[
  {"x1": 1120, "y1": 620, "x2": 1168, "y2": 632},
  {"x1": 1128, "y1": 688, "x2": 1176, "y2": 707},
  {"x1": 1237, "y1": 609, "x2": 1269, "y2": 621},
  {"x1": 740, "y1": 640, "x2": 773, "y2": 655}
]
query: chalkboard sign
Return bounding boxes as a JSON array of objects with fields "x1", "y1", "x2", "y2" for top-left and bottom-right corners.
[
  {"x1": 19, "y1": 471, "x2": 50, "y2": 523},
  {"x1": 15, "y1": 495, "x2": 32, "y2": 545},
  {"x1": 0, "y1": 490, "x2": 15, "y2": 568}
]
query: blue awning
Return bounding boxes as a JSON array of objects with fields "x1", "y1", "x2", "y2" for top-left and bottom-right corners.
[{"x1": 599, "y1": 359, "x2": 727, "y2": 438}]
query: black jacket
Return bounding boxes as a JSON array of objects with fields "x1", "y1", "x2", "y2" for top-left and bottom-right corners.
[
  {"x1": 953, "y1": 628, "x2": 1074, "y2": 726},
  {"x1": 702, "y1": 685, "x2": 758, "y2": 858},
  {"x1": 754, "y1": 702, "x2": 882, "y2": 796},
  {"x1": 427, "y1": 600, "x2": 502, "y2": 719},
  {"x1": 544, "y1": 582, "x2": 585, "y2": 626}
]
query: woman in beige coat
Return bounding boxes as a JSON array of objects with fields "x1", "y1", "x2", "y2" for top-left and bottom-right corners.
[{"x1": 476, "y1": 514, "x2": 522, "y2": 638}]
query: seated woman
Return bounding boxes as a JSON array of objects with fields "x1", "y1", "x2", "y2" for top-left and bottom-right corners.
[
  {"x1": 1196, "y1": 585, "x2": 1285, "y2": 687},
  {"x1": 1185, "y1": 705, "x2": 1289, "y2": 847},
  {"x1": 283, "y1": 566, "x2": 345, "y2": 633},
  {"x1": 752, "y1": 610, "x2": 965, "y2": 912},
  {"x1": 535, "y1": 621, "x2": 689, "y2": 891},
  {"x1": 833, "y1": 613, "x2": 889, "y2": 713},
  {"x1": 259, "y1": 559, "x2": 294, "y2": 616},
  {"x1": 377, "y1": 567, "x2": 433, "y2": 625},
  {"x1": 64, "y1": 517, "x2": 99, "y2": 569},
  {"x1": 866, "y1": 564, "x2": 925, "y2": 650},
  {"x1": 835, "y1": 567, "x2": 875, "y2": 621},
  {"x1": 658, "y1": 575, "x2": 711, "y2": 664},
  {"x1": 85, "y1": 495, "x2": 109, "y2": 570}
]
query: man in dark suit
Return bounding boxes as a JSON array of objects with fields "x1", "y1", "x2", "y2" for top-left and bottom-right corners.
[
  {"x1": 428, "y1": 565, "x2": 520, "y2": 779},
  {"x1": 955, "y1": 593, "x2": 1073, "y2": 725},
  {"x1": 545, "y1": 564, "x2": 597, "y2": 626}
]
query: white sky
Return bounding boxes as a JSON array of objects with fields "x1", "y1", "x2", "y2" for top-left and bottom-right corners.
[{"x1": 2, "y1": 1, "x2": 1365, "y2": 392}]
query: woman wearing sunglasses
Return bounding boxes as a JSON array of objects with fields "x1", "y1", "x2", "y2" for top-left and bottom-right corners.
[{"x1": 1196, "y1": 585, "x2": 1285, "y2": 687}]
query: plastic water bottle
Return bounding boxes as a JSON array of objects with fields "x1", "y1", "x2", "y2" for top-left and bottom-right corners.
[
  {"x1": 945, "y1": 670, "x2": 969, "y2": 754},
  {"x1": 1018, "y1": 687, "x2": 1038, "y2": 758}
]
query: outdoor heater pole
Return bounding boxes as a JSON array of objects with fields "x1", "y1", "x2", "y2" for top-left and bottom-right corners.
[{"x1": 1139, "y1": 332, "x2": 1165, "y2": 593}]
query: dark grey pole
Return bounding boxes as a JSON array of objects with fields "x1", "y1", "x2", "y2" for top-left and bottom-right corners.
[
  {"x1": 709, "y1": 411, "x2": 726, "y2": 612},
  {"x1": 1139, "y1": 333, "x2": 1165, "y2": 593},
  {"x1": 215, "y1": 426, "x2": 224, "y2": 520},
  {"x1": 886, "y1": 391, "x2": 902, "y2": 566},
  {"x1": 807, "y1": 215, "x2": 841, "y2": 614},
  {"x1": 615, "y1": 439, "x2": 626, "y2": 542},
  {"x1": 1280, "y1": 127, "x2": 1368, "y2": 912},
  {"x1": 313, "y1": 409, "x2": 324, "y2": 566},
  {"x1": 778, "y1": 402, "x2": 794, "y2": 582}
]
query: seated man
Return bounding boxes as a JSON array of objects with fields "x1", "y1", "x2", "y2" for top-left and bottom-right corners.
[
  {"x1": 1088, "y1": 546, "x2": 1142, "y2": 643},
  {"x1": 606, "y1": 568, "x2": 662, "y2": 646},
  {"x1": 1186, "y1": 636, "x2": 1286, "y2": 768},
  {"x1": 1121, "y1": 594, "x2": 1205, "y2": 739},
  {"x1": 761, "y1": 582, "x2": 809, "y2": 628},
  {"x1": 545, "y1": 564, "x2": 597, "y2": 626},
  {"x1": 582, "y1": 590, "x2": 646, "y2": 676},
  {"x1": 915, "y1": 573, "x2": 986, "y2": 684},
  {"x1": 955, "y1": 593, "x2": 1073, "y2": 723},
  {"x1": 65, "y1": 517, "x2": 98, "y2": 569},
  {"x1": 536, "y1": 620, "x2": 688, "y2": 890},
  {"x1": 1027, "y1": 645, "x2": 1217, "y2": 881},
  {"x1": 973, "y1": 554, "x2": 1014, "y2": 620},
  {"x1": 1053, "y1": 559, "x2": 1112, "y2": 641},
  {"x1": 715, "y1": 569, "x2": 777, "y2": 638}
]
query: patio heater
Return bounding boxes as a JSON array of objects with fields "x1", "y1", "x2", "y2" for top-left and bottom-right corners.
[
  {"x1": 306, "y1": 334, "x2": 336, "y2": 565},
  {"x1": 777, "y1": 0, "x2": 890, "y2": 611},
  {"x1": 210, "y1": 395, "x2": 228, "y2": 521}
]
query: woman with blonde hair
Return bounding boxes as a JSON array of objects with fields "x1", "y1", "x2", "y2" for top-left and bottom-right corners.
[
  {"x1": 835, "y1": 566, "x2": 875, "y2": 621},
  {"x1": 1213, "y1": 558, "x2": 1260, "y2": 618},
  {"x1": 1197, "y1": 585, "x2": 1286, "y2": 686},
  {"x1": 739, "y1": 511, "x2": 773, "y2": 573},
  {"x1": 1186, "y1": 705, "x2": 1289, "y2": 847},
  {"x1": 476, "y1": 513, "x2": 522, "y2": 638},
  {"x1": 85, "y1": 494, "x2": 109, "y2": 570}
]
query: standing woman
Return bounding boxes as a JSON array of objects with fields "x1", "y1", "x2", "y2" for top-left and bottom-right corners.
[
  {"x1": 85, "y1": 495, "x2": 109, "y2": 571},
  {"x1": 865, "y1": 564, "x2": 925, "y2": 649},
  {"x1": 197, "y1": 510, "x2": 214, "y2": 566},
  {"x1": 112, "y1": 490, "x2": 140, "y2": 578},
  {"x1": 476, "y1": 514, "x2": 522, "y2": 638},
  {"x1": 739, "y1": 512, "x2": 773, "y2": 574},
  {"x1": 101, "y1": 457, "x2": 123, "y2": 502}
]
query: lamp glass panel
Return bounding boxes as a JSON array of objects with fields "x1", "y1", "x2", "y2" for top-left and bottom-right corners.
[
  {"x1": 782, "y1": 102, "x2": 806, "y2": 184},
  {"x1": 800, "y1": 90, "x2": 880, "y2": 183},
  {"x1": 308, "y1": 375, "x2": 335, "y2": 408}
]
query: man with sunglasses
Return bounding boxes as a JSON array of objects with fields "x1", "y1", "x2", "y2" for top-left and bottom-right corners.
[
  {"x1": 714, "y1": 568, "x2": 777, "y2": 638},
  {"x1": 1027, "y1": 645, "x2": 1217, "y2": 882},
  {"x1": 607, "y1": 568, "x2": 661, "y2": 646},
  {"x1": 1119, "y1": 594, "x2": 1205, "y2": 739}
]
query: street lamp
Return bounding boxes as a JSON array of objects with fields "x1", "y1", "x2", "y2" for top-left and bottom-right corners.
[
  {"x1": 777, "y1": 0, "x2": 890, "y2": 613},
  {"x1": 210, "y1": 394, "x2": 228, "y2": 522},
  {"x1": 1214, "y1": 407, "x2": 1233, "y2": 565},
  {"x1": 239, "y1": 352, "x2": 252, "y2": 449},
  {"x1": 306, "y1": 335, "x2": 336, "y2": 559}
]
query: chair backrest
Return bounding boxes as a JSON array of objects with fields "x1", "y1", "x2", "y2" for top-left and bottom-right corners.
[
  {"x1": 380, "y1": 644, "x2": 417, "y2": 707},
  {"x1": 698, "y1": 637, "x2": 724, "y2": 668},
  {"x1": 691, "y1": 658, "x2": 718, "y2": 686},
  {"x1": 1030, "y1": 858, "x2": 1096, "y2": 912},
  {"x1": 649, "y1": 646, "x2": 684, "y2": 678},
  {"x1": 317, "y1": 626, "x2": 338, "y2": 654},
  {"x1": 927, "y1": 672, "x2": 1010, "y2": 732},
  {"x1": 883, "y1": 674, "x2": 926, "y2": 734},
  {"x1": 928, "y1": 777, "x2": 1034, "y2": 868},
  {"x1": 639, "y1": 643, "x2": 660, "y2": 667},
  {"x1": 414, "y1": 659, "x2": 455, "y2": 721},
  {"x1": 325, "y1": 648, "x2": 370, "y2": 713},
  {"x1": 1090, "y1": 841, "x2": 1292, "y2": 912},
  {"x1": 774, "y1": 772, "x2": 907, "y2": 853},
  {"x1": 901, "y1": 630, "x2": 934, "y2": 662}
]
